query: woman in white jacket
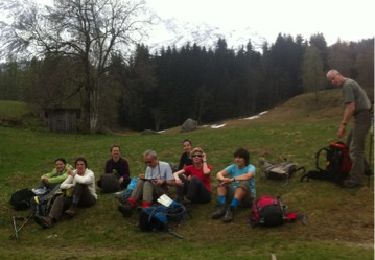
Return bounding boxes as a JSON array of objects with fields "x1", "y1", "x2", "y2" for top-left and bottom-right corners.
[{"x1": 34, "y1": 157, "x2": 97, "y2": 228}]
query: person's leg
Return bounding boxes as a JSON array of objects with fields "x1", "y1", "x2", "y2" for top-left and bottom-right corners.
[
  {"x1": 347, "y1": 112, "x2": 371, "y2": 186},
  {"x1": 65, "y1": 184, "x2": 90, "y2": 216},
  {"x1": 126, "y1": 179, "x2": 145, "y2": 208},
  {"x1": 211, "y1": 185, "x2": 229, "y2": 219},
  {"x1": 142, "y1": 181, "x2": 155, "y2": 208},
  {"x1": 76, "y1": 186, "x2": 96, "y2": 208},
  {"x1": 119, "y1": 180, "x2": 146, "y2": 217},
  {"x1": 187, "y1": 176, "x2": 211, "y2": 204},
  {"x1": 223, "y1": 181, "x2": 250, "y2": 222},
  {"x1": 34, "y1": 196, "x2": 71, "y2": 228}
]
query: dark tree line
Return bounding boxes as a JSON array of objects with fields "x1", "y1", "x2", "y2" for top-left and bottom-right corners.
[{"x1": 0, "y1": 34, "x2": 373, "y2": 132}]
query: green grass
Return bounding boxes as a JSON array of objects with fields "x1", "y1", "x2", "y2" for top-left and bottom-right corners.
[
  {"x1": 0, "y1": 100, "x2": 43, "y2": 130},
  {"x1": 0, "y1": 92, "x2": 373, "y2": 259},
  {"x1": 0, "y1": 100, "x2": 30, "y2": 119}
]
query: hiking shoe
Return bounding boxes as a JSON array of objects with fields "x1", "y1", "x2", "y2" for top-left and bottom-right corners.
[
  {"x1": 118, "y1": 203, "x2": 133, "y2": 217},
  {"x1": 34, "y1": 215, "x2": 52, "y2": 229},
  {"x1": 223, "y1": 207, "x2": 235, "y2": 222},
  {"x1": 211, "y1": 205, "x2": 227, "y2": 219},
  {"x1": 65, "y1": 206, "x2": 78, "y2": 217}
]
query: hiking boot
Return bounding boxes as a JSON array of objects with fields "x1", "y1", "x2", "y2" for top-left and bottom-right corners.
[
  {"x1": 34, "y1": 215, "x2": 52, "y2": 229},
  {"x1": 223, "y1": 207, "x2": 235, "y2": 222},
  {"x1": 211, "y1": 205, "x2": 227, "y2": 219},
  {"x1": 118, "y1": 203, "x2": 133, "y2": 217},
  {"x1": 65, "y1": 205, "x2": 78, "y2": 217}
]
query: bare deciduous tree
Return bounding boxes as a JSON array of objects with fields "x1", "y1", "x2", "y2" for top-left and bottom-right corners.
[{"x1": 0, "y1": 0, "x2": 154, "y2": 133}]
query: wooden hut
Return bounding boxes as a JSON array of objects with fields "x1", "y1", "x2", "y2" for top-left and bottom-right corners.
[{"x1": 45, "y1": 108, "x2": 80, "y2": 133}]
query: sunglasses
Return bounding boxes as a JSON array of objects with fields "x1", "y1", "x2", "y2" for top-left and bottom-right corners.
[
  {"x1": 192, "y1": 154, "x2": 203, "y2": 158},
  {"x1": 144, "y1": 161, "x2": 152, "y2": 164}
]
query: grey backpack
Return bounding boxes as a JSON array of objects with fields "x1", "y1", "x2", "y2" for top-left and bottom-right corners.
[{"x1": 259, "y1": 159, "x2": 305, "y2": 185}]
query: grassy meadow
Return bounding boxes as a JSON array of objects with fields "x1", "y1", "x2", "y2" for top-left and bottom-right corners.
[{"x1": 0, "y1": 90, "x2": 373, "y2": 259}]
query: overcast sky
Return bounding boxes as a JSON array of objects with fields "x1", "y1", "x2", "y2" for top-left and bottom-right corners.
[
  {"x1": 4, "y1": 0, "x2": 375, "y2": 49},
  {"x1": 145, "y1": 0, "x2": 374, "y2": 46}
]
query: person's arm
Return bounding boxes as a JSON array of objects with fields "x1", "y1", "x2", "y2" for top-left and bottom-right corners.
[
  {"x1": 119, "y1": 160, "x2": 130, "y2": 183},
  {"x1": 163, "y1": 164, "x2": 175, "y2": 186},
  {"x1": 173, "y1": 169, "x2": 185, "y2": 185},
  {"x1": 47, "y1": 172, "x2": 68, "y2": 184},
  {"x1": 60, "y1": 174, "x2": 74, "y2": 189},
  {"x1": 202, "y1": 153, "x2": 211, "y2": 174},
  {"x1": 74, "y1": 169, "x2": 95, "y2": 184},
  {"x1": 178, "y1": 153, "x2": 185, "y2": 170},
  {"x1": 105, "y1": 160, "x2": 112, "y2": 174},
  {"x1": 338, "y1": 102, "x2": 355, "y2": 138},
  {"x1": 230, "y1": 171, "x2": 254, "y2": 182},
  {"x1": 41, "y1": 168, "x2": 56, "y2": 180},
  {"x1": 216, "y1": 169, "x2": 231, "y2": 183}
]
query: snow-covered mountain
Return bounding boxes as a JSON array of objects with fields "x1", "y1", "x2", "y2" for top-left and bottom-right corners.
[{"x1": 146, "y1": 18, "x2": 267, "y2": 53}]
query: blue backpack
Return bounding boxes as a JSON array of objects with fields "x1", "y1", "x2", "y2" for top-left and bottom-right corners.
[{"x1": 138, "y1": 202, "x2": 186, "y2": 232}]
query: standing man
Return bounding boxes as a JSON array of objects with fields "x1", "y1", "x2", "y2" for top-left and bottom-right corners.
[{"x1": 326, "y1": 69, "x2": 372, "y2": 188}]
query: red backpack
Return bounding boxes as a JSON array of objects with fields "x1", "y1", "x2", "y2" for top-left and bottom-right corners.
[
  {"x1": 301, "y1": 141, "x2": 352, "y2": 184},
  {"x1": 250, "y1": 195, "x2": 300, "y2": 228}
]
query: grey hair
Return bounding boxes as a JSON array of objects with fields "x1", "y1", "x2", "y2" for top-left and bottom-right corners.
[
  {"x1": 326, "y1": 69, "x2": 340, "y2": 78},
  {"x1": 143, "y1": 149, "x2": 157, "y2": 159}
]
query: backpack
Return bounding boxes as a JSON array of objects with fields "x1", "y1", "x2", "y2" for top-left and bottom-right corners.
[
  {"x1": 301, "y1": 142, "x2": 351, "y2": 184},
  {"x1": 30, "y1": 185, "x2": 61, "y2": 216},
  {"x1": 9, "y1": 189, "x2": 35, "y2": 210},
  {"x1": 138, "y1": 202, "x2": 186, "y2": 232},
  {"x1": 99, "y1": 173, "x2": 120, "y2": 193},
  {"x1": 250, "y1": 195, "x2": 298, "y2": 228},
  {"x1": 260, "y1": 159, "x2": 305, "y2": 185}
]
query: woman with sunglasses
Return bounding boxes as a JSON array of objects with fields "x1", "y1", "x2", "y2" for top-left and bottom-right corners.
[{"x1": 173, "y1": 147, "x2": 212, "y2": 204}]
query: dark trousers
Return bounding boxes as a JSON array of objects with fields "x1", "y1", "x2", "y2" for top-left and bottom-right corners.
[
  {"x1": 176, "y1": 175, "x2": 211, "y2": 204},
  {"x1": 48, "y1": 184, "x2": 96, "y2": 220}
]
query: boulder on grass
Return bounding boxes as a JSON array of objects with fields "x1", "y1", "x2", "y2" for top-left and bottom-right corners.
[{"x1": 181, "y1": 118, "x2": 197, "y2": 133}]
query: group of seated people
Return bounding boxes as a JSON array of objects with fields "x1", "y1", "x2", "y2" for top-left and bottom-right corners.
[{"x1": 33, "y1": 140, "x2": 256, "y2": 228}]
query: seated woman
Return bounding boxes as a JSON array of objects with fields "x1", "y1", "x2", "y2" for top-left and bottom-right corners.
[
  {"x1": 211, "y1": 148, "x2": 256, "y2": 222},
  {"x1": 173, "y1": 147, "x2": 212, "y2": 204},
  {"x1": 34, "y1": 157, "x2": 97, "y2": 228},
  {"x1": 118, "y1": 150, "x2": 174, "y2": 217},
  {"x1": 97, "y1": 144, "x2": 131, "y2": 191},
  {"x1": 178, "y1": 139, "x2": 193, "y2": 170},
  {"x1": 32, "y1": 158, "x2": 73, "y2": 194}
]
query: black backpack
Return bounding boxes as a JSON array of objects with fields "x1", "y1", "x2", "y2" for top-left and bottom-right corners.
[
  {"x1": 9, "y1": 189, "x2": 35, "y2": 210},
  {"x1": 98, "y1": 173, "x2": 120, "y2": 193},
  {"x1": 301, "y1": 142, "x2": 351, "y2": 184}
]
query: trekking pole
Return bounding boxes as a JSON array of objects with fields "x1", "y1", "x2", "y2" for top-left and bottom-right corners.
[
  {"x1": 369, "y1": 117, "x2": 374, "y2": 187},
  {"x1": 10, "y1": 213, "x2": 33, "y2": 240},
  {"x1": 12, "y1": 216, "x2": 19, "y2": 240},
  {"x1": 167, "y1": 228, "x2": 184, "y2": 239}
]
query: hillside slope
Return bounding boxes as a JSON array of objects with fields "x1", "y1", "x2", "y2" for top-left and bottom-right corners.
[{"x1": 0, "y1": 90, "x2": 373, "y2": 259}]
